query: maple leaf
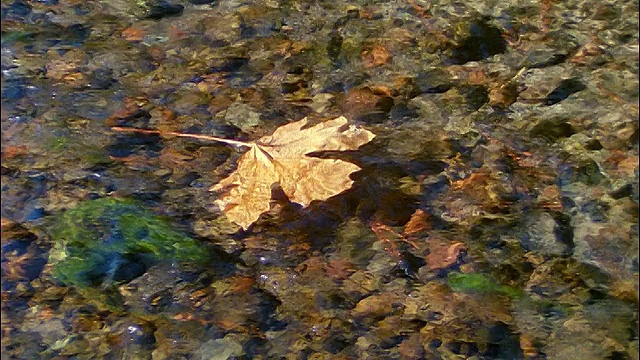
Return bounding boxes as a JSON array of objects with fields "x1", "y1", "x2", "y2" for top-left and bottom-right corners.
[
  {"x1": 211, "y1": 116, "x2": 375, "y2": 229},
  {"x1": 112, "y1": 116, "x2": 375, "y2": 230}
]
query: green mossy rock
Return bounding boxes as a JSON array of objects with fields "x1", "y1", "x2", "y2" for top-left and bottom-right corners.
[
  {"x1": 48, "y1": 197, "x2": 210, "y2": 288},
  {"x1": 447, "y1": 272, "x2": 523, "y2": 299}
]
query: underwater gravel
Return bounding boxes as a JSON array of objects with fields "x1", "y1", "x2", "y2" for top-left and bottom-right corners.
[{"x1": 1, "y1": 0, "x2": 638, "y2": 359}]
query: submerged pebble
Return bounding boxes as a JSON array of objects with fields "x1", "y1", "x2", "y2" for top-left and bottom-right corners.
[{"x1": 1, "y1": 0, "x2": 638, "y2": 358}]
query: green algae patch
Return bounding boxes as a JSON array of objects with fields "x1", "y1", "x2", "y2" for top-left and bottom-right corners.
[
  {"x1": 48, "y1": 197, "x2": 210, "y2": 288},
  {"x1": 447, "y1": 272, "x2": 523, "y2": 299}
]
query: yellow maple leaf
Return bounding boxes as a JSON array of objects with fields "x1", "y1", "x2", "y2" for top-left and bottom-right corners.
[
  {"x1": 211, "y1": 116, "x2": 375, "y2": 229},
  {"x1": 111, "y1": 116, "x2": 375, "y2": 230}
]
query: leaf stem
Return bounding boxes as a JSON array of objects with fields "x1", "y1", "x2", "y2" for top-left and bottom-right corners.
[{"x1": 110, "y1": 126, "x2": 253, "y2": 148}]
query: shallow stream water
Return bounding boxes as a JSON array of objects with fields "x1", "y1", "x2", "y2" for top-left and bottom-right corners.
[{"x1": 2, "y1": 0, "x2": 638, "y2": 359}]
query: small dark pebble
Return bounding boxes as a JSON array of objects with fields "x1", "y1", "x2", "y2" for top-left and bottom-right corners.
[
  {"x1": 544, "y1": 78, "x2": 587, "y2": 106},
  {"x1": 208, "y1": 57, "x2": 249, "y2": 73},
  {"x1": 585, "y1": 139, "x2": 603, "y2": 150},
  {"x1": 609, "y1": 184, "x2": 633, "y2": 199},
  {"x1": 449, "y1": 19, "x2": 507, "y2": 65},
  {"x1": 327, "y1": 31, "x2": 343, "y2": 62},
  {"x1": 414, "y1": 69, "x2": 455, "y2": 94},
  {"x1": 89, "y1": 68, "x2": 116, "y2": 90},
  {"x1": 389, "y1": 103, "x2": 419, "y2": 122},
  {"x1": 526, "y1": 52, "x2": 568, "y2": 69},
  {"x1": 147, "y1": 2, "x2": 184, "y2": 20},
  {"x1": 530, "y1": 119, "x2": 576, "y2": 141}
]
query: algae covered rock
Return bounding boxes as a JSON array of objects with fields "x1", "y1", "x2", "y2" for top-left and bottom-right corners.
[
  {"x1": 447, "y1": 272, "x2": 523, "y2": 299},
  {"x1": 48, "y1": 197, "x2": 210, "y2": 287}
]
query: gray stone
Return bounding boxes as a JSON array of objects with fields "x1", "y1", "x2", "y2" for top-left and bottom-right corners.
[
  {"x1": 522, "y1": 212, "x2": 568, "y2": 257},
  {"x1": 224, "y1": 102, "x2": 261, "y2": 132}
]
